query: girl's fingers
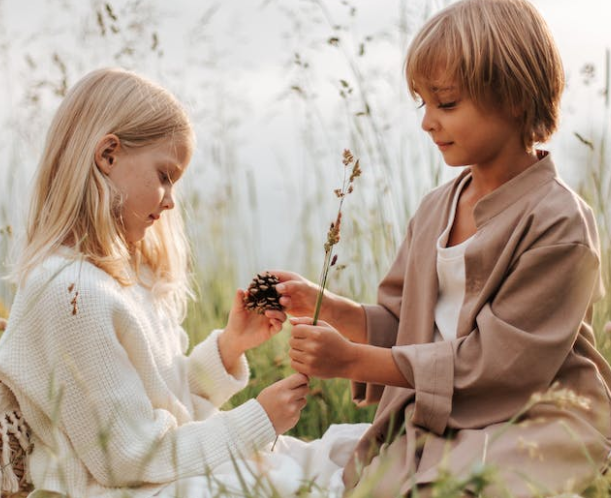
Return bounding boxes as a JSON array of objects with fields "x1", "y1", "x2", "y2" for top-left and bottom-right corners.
[
  {"x1": 286, "y1": 372, "x2": 309, "y2": 386},
  {"x1": 233, "y1": 289, "x2": 246, "y2": 309},
  {"x1": 289, "y1": 316, "x2": 314, "y2": 326},
  {"x1": 264, "y1": 309, "x2": 287, "y2": 321},
  {"x1": 293, "y1": 384, "x2": 309, "y2": 397}
]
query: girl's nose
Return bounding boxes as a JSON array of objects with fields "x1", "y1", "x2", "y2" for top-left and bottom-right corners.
[{"x1": 162, "y1": 189, "x2": 175, "y2": 210}]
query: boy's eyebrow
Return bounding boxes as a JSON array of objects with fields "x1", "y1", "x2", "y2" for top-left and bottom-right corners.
[{"x1": 432, "y1": 85, "x2": 457, "y2": 93}]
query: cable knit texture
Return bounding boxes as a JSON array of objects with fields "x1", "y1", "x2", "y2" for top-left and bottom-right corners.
[{"x1": 0, "y1": 254, "x2": 276, "y2": 498}]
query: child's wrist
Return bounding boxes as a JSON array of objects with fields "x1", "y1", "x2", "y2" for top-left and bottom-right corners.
[
  {"x1": 345, "y1": 341, "x2": 362, "y2": 380},
  {"x1": 330, "y1": 295, "x2": 366, "y2": 343},
  {"x1": 218, "y1": 328, "x2": 245, "y2": 371}
]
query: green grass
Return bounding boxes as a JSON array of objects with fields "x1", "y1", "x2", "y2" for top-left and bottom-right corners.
[{"x1": 0, "y1": 2, "x2": 610, "y2": 496}]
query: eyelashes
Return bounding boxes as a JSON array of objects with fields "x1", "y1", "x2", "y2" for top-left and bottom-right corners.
[
  {"x1": 159, "y1": 171, "x2": 172, "y2": 184},
  {"x1": 414, "y1": 99, "x2": 458, "y2": 110}
]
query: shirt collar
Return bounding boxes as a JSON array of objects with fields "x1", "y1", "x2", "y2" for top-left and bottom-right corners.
[{"x1": 470, "y1": 151, "x2": 557, "y2": 228}]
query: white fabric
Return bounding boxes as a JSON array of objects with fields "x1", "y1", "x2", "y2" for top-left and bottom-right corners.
[
  {"x1": 0, "y1": 253, "x2": 278, "y2": 498},
  {"x1": 434, "y1": 174, "x2": 473, "y2": 341},
  {"x1": 155, "y1": 424, "x2": 370, "y2": 498}
]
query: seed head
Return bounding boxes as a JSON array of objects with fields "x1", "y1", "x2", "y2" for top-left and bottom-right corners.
[{"x1": 342, "y1": 149, "x2": 354, "y2": 166}]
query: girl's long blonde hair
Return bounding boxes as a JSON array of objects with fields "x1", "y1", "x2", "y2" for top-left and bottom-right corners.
[{"x1": 16, "y1": 68, "x2": 195, "y2": 320}]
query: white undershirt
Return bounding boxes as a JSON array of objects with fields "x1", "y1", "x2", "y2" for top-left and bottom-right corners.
[{"x1": 434, "y1": 174, "x2": 473, "y2": 342}]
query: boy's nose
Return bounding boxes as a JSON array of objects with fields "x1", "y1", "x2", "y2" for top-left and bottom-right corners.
[{"x1": 420, "y1": 108, "x2": 437, "y2": 132}]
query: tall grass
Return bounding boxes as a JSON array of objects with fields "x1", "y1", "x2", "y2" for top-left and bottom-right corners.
[{"x1": 0, "y1": 1, "x2": 610, "y2": 496}]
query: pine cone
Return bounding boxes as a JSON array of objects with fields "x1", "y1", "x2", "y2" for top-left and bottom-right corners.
[{"x1": 243, "y1": 273, "x2": 284, "y2": 314}]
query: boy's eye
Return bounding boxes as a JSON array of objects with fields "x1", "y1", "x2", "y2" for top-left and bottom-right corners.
[
  {"x1": 438, "y1": 101, "x2": 457, "y2": 109},
  {"x1": 159, "y1": 171, "x2": 171, "y2": 183}
]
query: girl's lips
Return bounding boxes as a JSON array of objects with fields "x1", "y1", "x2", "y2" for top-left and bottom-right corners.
[{"x1": 435, "y1": 141, "x2": 453, "y2": 151}]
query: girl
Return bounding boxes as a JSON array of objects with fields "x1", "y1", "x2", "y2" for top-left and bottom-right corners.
[
  {"x1": 0, "y1": 68, "x2": 312, "y2": 497},
  {"x1": 276, "y1": 0, "x2": 611, "y2": 496}
]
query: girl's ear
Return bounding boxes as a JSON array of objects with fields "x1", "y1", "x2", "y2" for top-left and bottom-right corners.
[{"x1": 94, "y1": 134, "x2": 121, "y2": 175}]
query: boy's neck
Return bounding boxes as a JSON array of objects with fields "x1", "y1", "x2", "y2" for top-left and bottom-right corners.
[{"x1": 467, "y1": 149, "x2": 539, "y2": 199}]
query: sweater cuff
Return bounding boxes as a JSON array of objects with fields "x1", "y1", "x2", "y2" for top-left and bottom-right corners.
[
  {"x1": 188, "y1": 329, "x2": 250, "y2": 406},
  {"x1": 225, "y1": 399, "x2": 277, "y2": 452}
]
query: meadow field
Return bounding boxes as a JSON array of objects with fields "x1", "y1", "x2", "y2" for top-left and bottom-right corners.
[{"x1": 0, "y1": 1, "x2": 610, "y2": 496}]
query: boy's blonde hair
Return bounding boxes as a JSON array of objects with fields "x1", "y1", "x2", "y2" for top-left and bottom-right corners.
[
  {"x1": 405, "y1": 0, "x2": 564, "y2": 150},
  {"x1": 17, "y1": 68, "x2": 194, "y2": 320}
]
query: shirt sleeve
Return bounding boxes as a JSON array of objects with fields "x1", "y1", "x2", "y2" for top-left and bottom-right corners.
[
  {"x1": 22, "y1": 272, "x2": 276, "y2": 488},
  {"x1": 351, "y1": 224, "x2": 413, "y2": 406},
  {"x1": 391, "y1": 242, "x2": 601, "y2": 434}
]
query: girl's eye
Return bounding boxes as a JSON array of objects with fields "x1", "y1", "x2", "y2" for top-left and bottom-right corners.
[
  {"x1": 438, "y1": 101, "x2": 457, "y2": 109},
  {"x1": 159, "y1": 171, "x2": 171, "y2": 183}
]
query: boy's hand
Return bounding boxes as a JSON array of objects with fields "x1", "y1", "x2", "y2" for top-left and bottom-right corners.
[
  {"x1": 257, "y1": 373, "x2": 309, "y2": 435},
  {"x1": 269, "y1": 270, "x2": 322, "y2": 318},
  {"x1": 288, "y1": 317, "x2": 357, "y2": 379},
  {"x1": 219, "y1": 290, "x2": 286, "y2": 374}
]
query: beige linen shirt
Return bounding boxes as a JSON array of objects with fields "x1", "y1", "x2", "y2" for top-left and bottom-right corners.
[{"x1": 345, "y1": 153, "x2": 611, "y2": 497}]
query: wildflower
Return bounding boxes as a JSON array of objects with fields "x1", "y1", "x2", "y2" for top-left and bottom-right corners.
[
  {"x1": 517, "y1": 437, "x2": 543, "y2": 461},
  {"x1": 529, "y1": 382, "x2": 591, "y2": 411},
  {"x1": 312, "y1": 149, "x2": 361, "y2": 324}
]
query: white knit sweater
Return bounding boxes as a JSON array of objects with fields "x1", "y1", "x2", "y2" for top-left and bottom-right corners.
[{"x1": 0, "y1": 253, "x2": 276, "y2": 498}]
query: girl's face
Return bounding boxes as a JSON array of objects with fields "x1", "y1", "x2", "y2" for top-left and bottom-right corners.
[
  {"x1": 416, "y1": 81, "x2": 524, "y2": 169},
  {"x1": 107, "y1": 139, "x2": 191, "y2": 243}
]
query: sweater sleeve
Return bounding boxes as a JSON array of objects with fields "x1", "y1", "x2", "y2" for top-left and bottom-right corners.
[
  {"x1": 21, "y1": 268, "x2": 276, "y2": 488},
  {"x1": 187, "y1": 329, "x2": 250, "y2": 408},
  {"x1": 391, "y1": 242, "x2": 601, "y2": 434}
]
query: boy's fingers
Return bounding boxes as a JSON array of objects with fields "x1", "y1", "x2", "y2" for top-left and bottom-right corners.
[
  {"x1": 268, "y1": 269, "x2": 299, "y2": 283},
  {"x1": 290, "y1": 325, "x2": 311, "y2": 341},
  {"x1": 275, "y1": 282, "x2": 289, "y2": 293},
  {"x1": 289, "y1": 316, "x2": 314, "y2": 325}
]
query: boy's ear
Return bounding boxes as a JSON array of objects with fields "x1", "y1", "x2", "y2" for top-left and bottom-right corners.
[{"x1": 94, "y1": 134, "x2": 121, "y2": 175}]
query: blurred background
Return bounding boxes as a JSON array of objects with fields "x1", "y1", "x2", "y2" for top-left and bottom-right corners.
[{"x1": 0, "y1": 0, "x2": 609, "y2": 437}]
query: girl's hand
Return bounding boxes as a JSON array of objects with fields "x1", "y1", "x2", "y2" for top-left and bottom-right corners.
[
  {"x1": 257, "y1": 373, "x2": 309, "y2": 435},
  {"x1": 288, "y1": 317, "x2": 357, "y2": 379},
  {"x1": 219, "y1": 290, "x2": 286, "y2": 374},
  {"x1": 270, "y1": 270, "x2": 324, "y2": 318}
]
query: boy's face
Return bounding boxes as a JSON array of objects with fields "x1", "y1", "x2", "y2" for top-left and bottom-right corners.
[
  {"x1": 108, "y1": 139, "x2": 191, "y2": 243},
  {"x1": 415, "y1": 80, "x2": 523, "y2": 169}
]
